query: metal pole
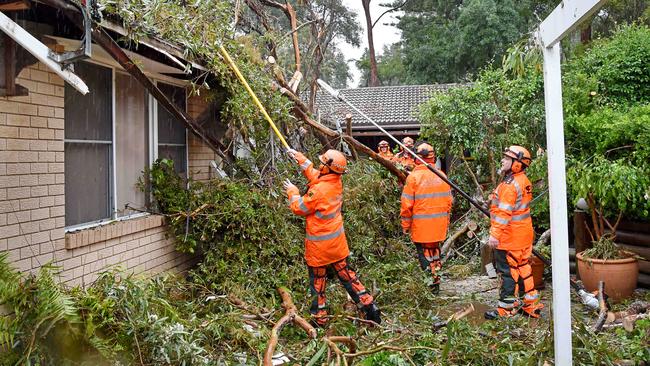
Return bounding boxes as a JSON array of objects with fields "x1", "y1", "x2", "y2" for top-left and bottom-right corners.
[
  {"x1": 542, "y1": 42, "x2": 573, "y2": 366},
  {"x1": 219, "y1": 45, "x2": 290, "y2": 150},
  {"x1": 317, "y1": 79, "x2": 490, "y2": 217}
]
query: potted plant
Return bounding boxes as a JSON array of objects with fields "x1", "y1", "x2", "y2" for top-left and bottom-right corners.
[
  {"x1": 531, "y1": 229, "x2": 551, "y2": 289},
  {"x1": 575, "y1": 193, "x2": 639, "y2": 302}
]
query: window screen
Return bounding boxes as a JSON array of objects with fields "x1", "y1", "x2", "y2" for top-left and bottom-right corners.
[
  {"x1": 64, "y1": 62, "x2": 113, "y2": 226},
  {"x1": 115, "y1": 72, "x2": 147, "y2": 217},
  {"x1": 157, "y1": 83, "x2": 187, "y2": 175}
]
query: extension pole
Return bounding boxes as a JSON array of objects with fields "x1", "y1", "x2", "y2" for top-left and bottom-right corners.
[
  {"x1": 317, "y1": 79, "x2": 489, "y2": 216},
  {"x1": 317, "y1": 79, "x2": 553, "y2": 266},
  {"x1": 219, "y1": 45, "x2": 290, "y2": 150}
]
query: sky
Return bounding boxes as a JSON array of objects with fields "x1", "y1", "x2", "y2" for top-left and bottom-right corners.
[{"x1": 337, "y1": 1, "x2": 403, "y2": 88}]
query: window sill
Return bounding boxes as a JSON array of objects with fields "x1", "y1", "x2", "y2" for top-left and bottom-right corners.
[{"x1": 65, "y1": 214, "x2": 165, "y2": 250}]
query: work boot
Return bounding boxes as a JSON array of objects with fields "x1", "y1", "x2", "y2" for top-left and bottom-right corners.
[
  {"x1": 429, "y1": 283, "x2": 440, "y2": 295},
  {"x1": 310, "y1": 311, "x2": 329, "y2": 328},
  {"x1": 484, "y1": 307, "x2": 517, "y2": 320},
  {"x1": 520, "y1": 303, "x2": 544, "y2": 318},
  {"x1": 361, "y1": 303, "x2": 382, "y2": 325}
]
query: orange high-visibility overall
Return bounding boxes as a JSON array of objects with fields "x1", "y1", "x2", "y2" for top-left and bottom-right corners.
[
  {"x1": 393, "y1": 151, "x2": 416, "y2": 171},
  {"x1": 490, "y1": 171, "x2": 542, "y2": 316},
  {"x1": 287, "y1": 154, "x2": 373, "y2": 324},
  {"x1": 401, "y1": 164, "x2": 453, "y2": 286}
]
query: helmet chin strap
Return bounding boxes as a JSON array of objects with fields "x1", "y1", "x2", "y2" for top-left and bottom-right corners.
[{"x1": 318, "y1": 164, "x2": 331, "y2": 177}]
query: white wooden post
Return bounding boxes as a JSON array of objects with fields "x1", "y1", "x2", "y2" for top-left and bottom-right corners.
[
  {"x1": 541, "y1": 42, "x2": 573, "y2": 366},
  {"x1": 538, "y1": 1, "x2": 607, "y2": 364},
  {"x1": 0, "y1": 11, "x2": 89, "y2": 94}
]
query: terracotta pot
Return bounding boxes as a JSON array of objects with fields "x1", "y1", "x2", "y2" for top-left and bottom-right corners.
[
  {"x1": 576, "y1": 251, "x2": 639, "y2": 302},
  {"x1": 530, "y1": 256, "x2": 545, "y2": 290}
]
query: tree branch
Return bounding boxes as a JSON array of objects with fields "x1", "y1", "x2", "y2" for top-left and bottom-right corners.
[
  {"x1": 263, "y1": 287, "x2": 317, "y2": 366},
  {"x1": 372, "y1": 0, "x2": 410, "y2": 29}
]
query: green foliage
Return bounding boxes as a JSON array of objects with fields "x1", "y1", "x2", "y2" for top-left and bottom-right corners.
[
  {"x1": 582, "y1": 234, "x2": 629, "y2": 260},
  {"x1": 0, "y1": 253, "x2": 106, "y2": 366},
  {"x1": 396, "y1": 0, "x2": 555, "y2": 83},
  {"x1": 99, "y1": 0, "x2": 294, "y2": 153},
  {"x1": 569, "y1": 24, "x2": 650, "y2": 108},
  {"x1": 357, "y1": 44, "x2": 409, "y2": 87},
  {"x1": 76, "y1": 271, "x2": 216, "y2": 365},
  {"x1": 566, "y1": 104, "x2": 650, "y2": 164},
  {"x1": 420, "y1": 23, "x2": 650, "y2": 226},
  {"x1": 568, "y1": 156, "x2": 650, "y2": 220}
]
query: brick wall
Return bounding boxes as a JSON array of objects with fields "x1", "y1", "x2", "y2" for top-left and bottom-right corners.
[
  {"x1": 0, "y1": 63, "x2": 66, "y2": 276},
  {"x1": 187, "y1": 94, "x2": 220, "y2": 182},
  {"x1": 1, "y1": 62, "x2": 196, "y2": 286},
  {"x1": 62, "y1": 215, "x2": 196, "y2": 287}
]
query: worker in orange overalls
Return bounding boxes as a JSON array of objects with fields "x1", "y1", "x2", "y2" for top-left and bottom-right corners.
[
  {"x1": 392, "y1": 137, "x2": 416, "y2": 172},
  {"x1": 377, "y1": 140, "x2": 394, "y2": 159},
  {"x1": 400, "y1": 142, "x2": 453, "y2": 294},
  {"x1": 284, "y1": 149, "x2": 381, "y2": 326},
  {"x1": 484, "y1": 145, "x2": 544, "y2": 319}
]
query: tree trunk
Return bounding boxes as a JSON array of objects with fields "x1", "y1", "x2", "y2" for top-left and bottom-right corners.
[
  {"x1": 580, "y1": 23, "x2": 592, "y2": 44},
  {"x1": 362, "y1": 0, "x2": 380, "y2": 87}
]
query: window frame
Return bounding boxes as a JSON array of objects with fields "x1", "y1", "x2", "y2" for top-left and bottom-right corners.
[
  {"x1": 150, "y1": 80, "x2": 189, "y2": 180},
  {"x1": 64, "y1": 60, "x2": 189, "y2": 232},
  {"x1": 63, "y1": 59, "x2": 116, "y2": 230}
]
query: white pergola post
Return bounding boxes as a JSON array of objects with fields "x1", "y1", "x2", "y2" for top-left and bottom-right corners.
[{"x1": 538, "y1": 1, "x2": 607, "y2": 365}]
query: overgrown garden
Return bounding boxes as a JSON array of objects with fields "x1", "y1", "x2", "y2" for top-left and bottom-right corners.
[{"x1": 1, "y1": 0, "x2": 649, "y2": 364}]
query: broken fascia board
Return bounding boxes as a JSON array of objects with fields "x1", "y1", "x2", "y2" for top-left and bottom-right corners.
[
  {"x1": 0, "y1": 11, "x2": 89, "y2": 94},
  {"x1": 100, "y1": 20, "x2": 207, "y2": 72}
]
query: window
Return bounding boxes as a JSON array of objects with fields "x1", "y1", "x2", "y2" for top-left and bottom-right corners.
[
  {"x1": 64, "y1": 62, "x2": 189, "y2": 228},
  {"x1": 157, "y1": 83, "x2": 187, "y2": 175},
  {"x1": 115, "y1": 72, "x2": 148, "y2": 217},
  {"x1": 64, "y1": 62, "x2": 113, "y2": 227}
]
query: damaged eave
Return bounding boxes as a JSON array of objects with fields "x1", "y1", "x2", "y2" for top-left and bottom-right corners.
[
  {"x1": 100, "y1": 20, "x2": 208, "y2": 72},
  {"x1": 0, "y1": 11, "x2": 89, "y2": 94},
  {"x1": 28, "y1": 0, "x2": 230, "y2": 159}
]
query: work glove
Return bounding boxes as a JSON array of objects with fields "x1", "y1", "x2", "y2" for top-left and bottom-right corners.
[
  {"x1": 283, "y1": 178, "x2": 297, "y2": 194},
  {"x1": 402, "y1": 228, "x2": 410, "y2": 235},
  {"x1": 487, "y1": 235, "x2": 499, "y2": 248},
  {"x1": 286, "y1": 149, "x2": 306, "y2": 164}
]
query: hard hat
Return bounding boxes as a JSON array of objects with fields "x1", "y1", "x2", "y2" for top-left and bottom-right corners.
[
  {"x1": 503, "y1": 145, "x2": 532, "y2": 166},
  {"x1": 319, "y1": 149, "x2": 348, "y2": 174},
  {"x1": 402, "y1": 137, "x2": 414, "y2": 146},
  {"x1": 378, "y1": 140, "x2": 389, "y2": 147},
  {"x1": 416, "y1": 142, "x2": 435, "y2": 159}
]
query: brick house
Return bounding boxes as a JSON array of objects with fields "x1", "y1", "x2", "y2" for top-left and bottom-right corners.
[{"x1": 0, "y1": 4, "x2": 225, "y2": 286}]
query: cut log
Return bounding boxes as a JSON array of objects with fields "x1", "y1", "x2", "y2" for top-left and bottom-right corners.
[
  {"x1": 433, "y1": 304, "x2": 475, "y2": 330},
  {"x1": 480, "y1": 243, "x2": 494, "y2": 275},
  {"x1": 441, "y1": 221, "x2": 474, "y2": 257},
  {"x1": 281, "y1": 83, "x2": 407, "y2": 183},
  {"x1": 535, "y1": 229, "x2": 551, "y2": 247}
]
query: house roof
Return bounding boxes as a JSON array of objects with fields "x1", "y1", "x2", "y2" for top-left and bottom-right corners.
[{"x1": 314, "y1": 84, "x2": 461, "y2": 133}]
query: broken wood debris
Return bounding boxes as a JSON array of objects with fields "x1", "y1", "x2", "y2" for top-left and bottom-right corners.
[{"x1": 263, "y1": 287, "x2": 317, "y2": 366}]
